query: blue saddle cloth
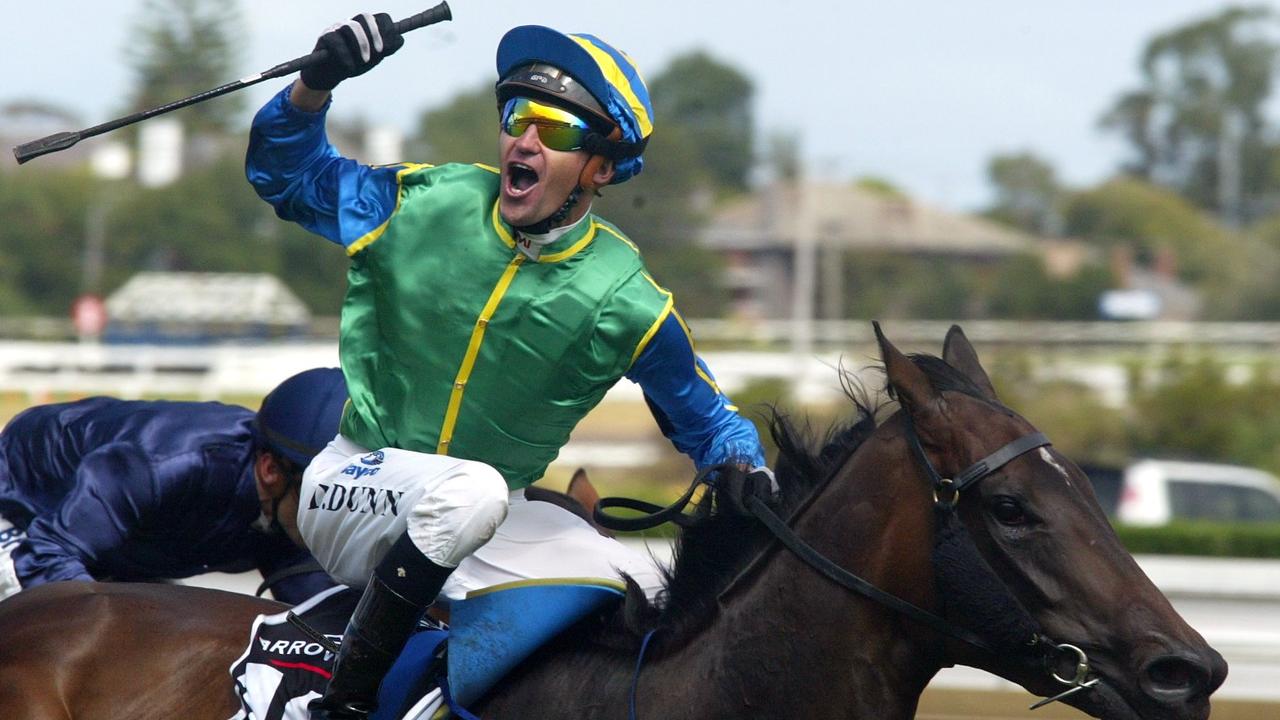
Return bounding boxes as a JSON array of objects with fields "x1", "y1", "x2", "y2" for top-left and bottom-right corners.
[{"x1": 373, "y1": 578, "x2": 625, "y2": 718}]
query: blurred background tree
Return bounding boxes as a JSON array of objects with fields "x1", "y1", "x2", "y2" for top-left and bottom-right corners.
[
  {"x1": 125, "y1": 0, "x2": 245, "y2": 136},
  {"x1": 410, "y1": 83, "x2": 494, "y2": 164},
  {"x1": 0, "y1": 167, "x2": 94, "y2": 314},
  {"x1": 984, "y1": 151, "x2": 1062, "y2": 236},
  {"x1": 1100, "y1": 5, "x2": 1280, "y2": 224},
  {"x1": 649, "y1": 51, "x2": 754, "y2": 194}
]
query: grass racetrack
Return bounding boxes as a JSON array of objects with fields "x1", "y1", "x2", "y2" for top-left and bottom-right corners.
[{"x1": 917, "y1": 688, "x2": 1275, "y2": 719}]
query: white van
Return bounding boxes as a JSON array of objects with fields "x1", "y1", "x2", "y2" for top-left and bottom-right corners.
[{"x1": 1082, "y1": 459, "x2": 1280, "y2": 526}]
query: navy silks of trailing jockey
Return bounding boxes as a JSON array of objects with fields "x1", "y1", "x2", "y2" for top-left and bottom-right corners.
[{"x1": 0, "y1": 397, "x2": 336, "y2": 603}]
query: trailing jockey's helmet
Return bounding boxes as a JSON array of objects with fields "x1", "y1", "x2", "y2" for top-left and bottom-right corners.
[{"x1": 254, "y1": 367, "x2": 348, "y2": 468}]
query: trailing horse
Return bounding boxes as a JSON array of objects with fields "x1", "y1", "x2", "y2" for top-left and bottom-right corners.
[{"x1": 0, "y1": 325, "x2": 1226, "y2": 719}]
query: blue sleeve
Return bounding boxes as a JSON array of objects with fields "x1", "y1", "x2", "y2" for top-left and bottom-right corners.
[
  {"x1": 12, "y1": 443, "x2": 158, "y2": 587},
  {"x1": 245, "y1": 84, "x2": 403, "y2": 249},
  {"x1": 625, "y1": 312, "x2": 766, "y2": 469}
]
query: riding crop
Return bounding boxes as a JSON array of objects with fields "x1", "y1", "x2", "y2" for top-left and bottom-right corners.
[{"x1": 12, "y1": 2, "x2": 452, "y2": 164}]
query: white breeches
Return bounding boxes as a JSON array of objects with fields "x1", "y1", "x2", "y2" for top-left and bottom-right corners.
[{"x1": 297, "y1": 435, "x2": 665, "y2": 602}]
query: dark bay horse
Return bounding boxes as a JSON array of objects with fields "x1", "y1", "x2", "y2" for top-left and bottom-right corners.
[{"x1": 0, "y1": 325, "x2": 1226, "y2": 719}]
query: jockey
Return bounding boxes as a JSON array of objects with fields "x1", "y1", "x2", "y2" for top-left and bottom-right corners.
[
  {"x1": 246, "y1": 15, "x2": 770, "y2": 719},
  {"x1": 0, "y1": 367, "x2": 347, "y2": 604}
]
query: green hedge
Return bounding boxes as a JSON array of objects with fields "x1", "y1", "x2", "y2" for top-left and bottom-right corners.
[{"x1": 1112, "y1": 521, "x2": 1280, "y2": 559}]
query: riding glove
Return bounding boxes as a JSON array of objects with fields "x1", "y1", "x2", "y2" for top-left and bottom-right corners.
[
  {"x1": 716, "y1": 465, "x2": 779, "y2": 515},
  {"x1": 301, "y1": 12, "x2": 404, "y2": 91}
]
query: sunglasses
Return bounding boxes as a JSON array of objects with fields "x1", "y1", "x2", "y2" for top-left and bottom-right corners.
[{"x1": 500, "y1": 97, "x2": 595, "y2": 152}]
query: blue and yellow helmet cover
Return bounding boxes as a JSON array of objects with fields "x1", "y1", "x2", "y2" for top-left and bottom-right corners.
[{"x1": 496, "y1": 25, "x2": 653, "y2": 184}]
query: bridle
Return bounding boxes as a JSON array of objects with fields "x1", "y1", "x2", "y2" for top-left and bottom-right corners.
[
  {"x1": 896, "y1": 410, "x2": 1100, "y2": 709},
  {"x1": 596, "y1": 407, "x2": 1102, "y2": 711}
]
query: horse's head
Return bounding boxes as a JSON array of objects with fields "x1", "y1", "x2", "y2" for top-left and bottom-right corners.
[{"x1": 875, "y1": 323, "x2": 1226, "y2": 719}]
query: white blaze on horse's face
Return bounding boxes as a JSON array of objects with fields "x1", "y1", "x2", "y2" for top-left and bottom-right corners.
[{"x1": 1038, "y1": 447, "x2": 1072, "y2": 487}]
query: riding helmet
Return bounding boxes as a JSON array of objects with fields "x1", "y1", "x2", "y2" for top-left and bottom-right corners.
[
  {"x1": 495, "y1": 25, "x2": 654, "y2": 184},
  {"x1": 253, "y1": 367, "x2": 348, "y2": 467}
]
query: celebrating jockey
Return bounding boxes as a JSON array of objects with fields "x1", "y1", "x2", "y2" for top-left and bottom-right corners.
[
  {"x1": 0, "y1": 367, "x2": 347, "y2": 604},
  {"x1": 246, "y1": 14, "x2": 769, "y2": 719}
]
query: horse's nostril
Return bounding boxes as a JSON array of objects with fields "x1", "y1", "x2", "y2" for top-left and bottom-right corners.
[
  {"x1": 1147, "y1": 657, "x2": 1194, "y2": 689},
  {"x1": 1141, "y1": 655, "x2": 1208, "y2": 700}
]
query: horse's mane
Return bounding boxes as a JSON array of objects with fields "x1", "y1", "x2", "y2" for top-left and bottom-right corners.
[
  {"x1": 620, "y1": 367, "x2": 881, "y2": 643},
  {"x1": 619, "y1": 353, "x2": 994, "y2": 646}
]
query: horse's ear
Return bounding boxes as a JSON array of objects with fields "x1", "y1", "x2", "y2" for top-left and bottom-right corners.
[
  {"x1": 874, "y1": 321, "x2": 940, "y2": 412},
  {"x1": 942, "y1": 324, "x2": 998, "y2": 400},
  {"x1": 567, "y1": 468, "x2": 602, "y2": 514}
]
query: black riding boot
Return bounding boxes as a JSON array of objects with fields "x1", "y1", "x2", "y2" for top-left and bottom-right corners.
[{"x1": 310, "y1": 533, "x2": 454, "y2": 720}]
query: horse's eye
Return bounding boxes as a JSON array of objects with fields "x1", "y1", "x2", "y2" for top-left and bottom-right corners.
[{"x1": 989, "y1": 496, "x2": 1028, "y2": 526}]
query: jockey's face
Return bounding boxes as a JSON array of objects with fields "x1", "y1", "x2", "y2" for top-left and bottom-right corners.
[
  {"x1": 273, "y1": 488, "x2": 304, "y2": 547},
  {"x1": 498, "y1": 121, "x2": 593, "y2": 229},
  {"x1": 255, "y1": 452, "x2": 305, "y2": 547}
]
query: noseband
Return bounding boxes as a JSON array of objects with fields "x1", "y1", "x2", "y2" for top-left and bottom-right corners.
[{"x1": 595, "y1": 409, "x2": 1102, "y2": 711}]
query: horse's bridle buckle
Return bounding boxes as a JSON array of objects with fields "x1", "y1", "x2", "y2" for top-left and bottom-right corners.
[
  {"x1": 1029, "y1": 642, "x2": 1100, "y2": 710},
  {"x1": 932, "y1": 478, "x2": 960, "y2": 507}
]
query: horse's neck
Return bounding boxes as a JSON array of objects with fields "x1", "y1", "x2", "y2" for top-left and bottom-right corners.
[{"x1": 644, "y1": 442, "x2": 943, "y2": 719}]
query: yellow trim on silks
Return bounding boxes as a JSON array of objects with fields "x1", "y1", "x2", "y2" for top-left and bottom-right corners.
[
  {"x1": 437, "y1": 255, "x2": 526, "y2": 454},
  {"x1": 473, "y1": 163, "x2": 500, "y2": 174},
  {"x1": 569, "y1": 37, "x2": 653, "y2": 138},
  {"x1": 626, "y1": 270, "x2": 673, "y2": 369},
  {"x1": 347, "y1": 163, "x2": 434, "y2": 256},
  {"x1": 672, "y1": 308, "x2": 726, "y2": 396},
  {"x1": 539, "y1": 223, "x2": 598, "y2": 263},
  {"x1": 464, "y1": 576, "x2": 628, "y2": 599},
  {"x1": 594, "y1": 222, "x2": 640, "y2": 253},
  {"x1": 491, "y1": 201, "x2": 516, "y2": 249},
  {"x1": 629, "y1": 295, "x2": 674, "y2": 369}
]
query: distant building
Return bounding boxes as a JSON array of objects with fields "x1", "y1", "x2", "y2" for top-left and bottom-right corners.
[
  {"x1": 104, "y1": 272, "x2": 311, "y2": 343},
  {"x1": 1100, "y1": 246, "x2": 1201, "y2": 321},
  {"x1": 699, "y1": 180, "x2": 1040, "y2": 320}
]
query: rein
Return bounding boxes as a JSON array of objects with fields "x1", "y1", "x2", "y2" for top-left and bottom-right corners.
[{"x1": 595, "y1": 413, "x2": 1100, "y2": 712}]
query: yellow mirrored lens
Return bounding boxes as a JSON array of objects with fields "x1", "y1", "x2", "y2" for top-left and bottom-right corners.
[
  {"x1": 501, "y1": 97, "x2": 592, "y2": 151},
  {"x1": 511, "y1": 97, "x2": 590, "y2": 128}
]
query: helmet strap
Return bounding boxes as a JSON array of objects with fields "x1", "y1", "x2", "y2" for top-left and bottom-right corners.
[
  {"x1": 268, "y1": 492, "x2": 288, "y2": 537},
  {"x1": 514, "y1": 185, "x2": 584, "y2": 235}
]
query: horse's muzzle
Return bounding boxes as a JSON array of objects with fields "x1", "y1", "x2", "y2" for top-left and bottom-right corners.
[{"x1": 1137, "y1": 648, "x2": 1228, "y2": 715}]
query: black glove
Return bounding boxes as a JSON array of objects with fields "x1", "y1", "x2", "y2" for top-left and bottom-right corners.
[
  {"x1": 300, "y1": 12, "x2": 405, "y2": 91},
  {"x1": 715, "y1": 465, "x2": 779, "y2": 516}
]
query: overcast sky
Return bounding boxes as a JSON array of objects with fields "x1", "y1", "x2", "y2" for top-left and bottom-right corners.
[{"x1": 4, "y1": 1, "x2": 1272, "y2": 211}]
